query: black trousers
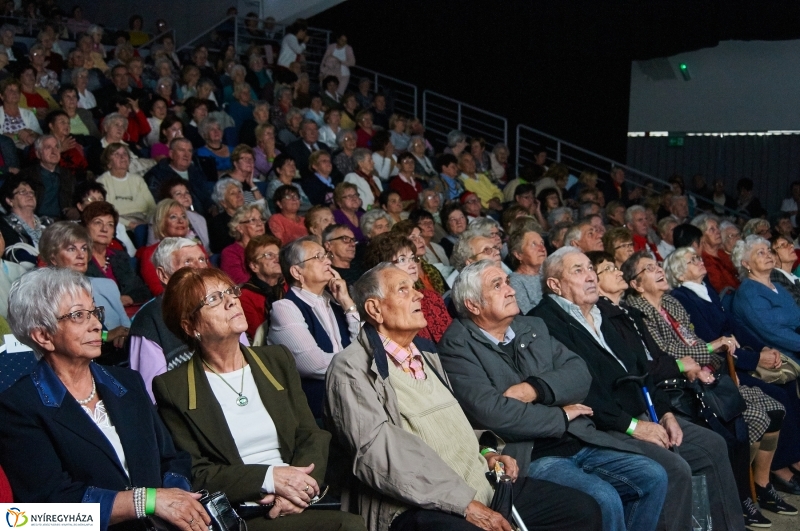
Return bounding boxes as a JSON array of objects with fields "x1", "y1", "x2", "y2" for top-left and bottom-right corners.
[{"x1": 389, "y1": 478, "x2": 602, "y2": 531}]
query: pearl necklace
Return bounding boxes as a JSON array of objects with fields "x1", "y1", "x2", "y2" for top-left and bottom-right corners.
[{"x1": 76, "y1": 376, "x2": 97, "y2": 405}]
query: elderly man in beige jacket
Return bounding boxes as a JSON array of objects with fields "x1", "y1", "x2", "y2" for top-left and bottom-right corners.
[{"x1": 325, "y1": 263, "x2": 602, "y2": 531}]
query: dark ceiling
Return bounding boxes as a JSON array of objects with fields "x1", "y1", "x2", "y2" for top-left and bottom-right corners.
[{"x1": 310, "y1": 0, "x2": 800, "y2": 162}]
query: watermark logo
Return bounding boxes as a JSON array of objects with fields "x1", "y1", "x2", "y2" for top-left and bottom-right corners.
[{"x1": 6, "y1": 508, "x2": 27, "y2": 528}]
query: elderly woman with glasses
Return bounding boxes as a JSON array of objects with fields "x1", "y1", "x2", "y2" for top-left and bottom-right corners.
[
  {"x1": 208, "y1": 178, "x2": 246, "y2": 254},
  {"x1": 220, "y1": 144, "x2": 265, "y2": 206},
  {"x1": 95, "y1": 113, "x2": 155, "y2": 176},
  {"x1": 196, "y1": 117, "x2": 233, "y2": 176},
  {"x1": 240, "y1": 234, "x2": 285, "y2": 340},
  {"x1": 333, "y1": 129, "x2": 358, "y2": 176},
  {"x1": 0, "y1": 175, "x2": 53, "y2": 267},
  {"x1": 0, "y1": 268, "x2": 210, "y2": 531},
  {"x1": 138, "y1": 199, "x2": 204, "y2": 297},
  {"x1": 331, "y1": 182, "x2": 365, "y2": 242},
  {"x1": 731, "y1": 236, "x2": 800, "y2": 363},
  {"x1": 221, "y1": 204, "x2": 268, "y2": 285},
  {"x1": 409, "y1": 209, "x2": 451, "y2": 275},
  {"x1": 440, "y1": 203, "x2": 469, "y2": 258},
  {"x1": 602, "y1": 227, "x2": 635, "y2": 269},
  {"x1": 154, "y1": 267, "x2": 364, "y2": 530},
  {"x1": 665, "y1": 246, "x2": 800, "y2": 496},
  {"x1": 692, "y1": 214, "x2": 740, "y2": 294},
  {"x1": 769, "y1": 235, "x2": 800, "y2": 307},
  {"x1": 268, "y1": 185, "x2": 308, "y2": 246},
  {"x1": 366, "y1": 232, "x2": 452, "y2": 342},
  {"x1": 267, "y1": 236, "x2": 361, "y2": 418},
  {"x1": 391, "y1": 220, "x2": 448, "y2": 296},
  {"x1": 389, "y1": 152, "x2": 423, "y2": 205},
  {"x1": 623, "y1": 250, "x2": 795, "y2": 517},
  {"x1": 359, "y1": 208, "x2": 393, "y2": 241},
  {"x1": 508, "y1": 228, "x2": 548, "y2": 314},
  {"x1": 345, "y1": 147, "x2": 383, "y2": 209}
]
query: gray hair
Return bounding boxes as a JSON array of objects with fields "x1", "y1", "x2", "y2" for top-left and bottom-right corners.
[
  {"x1": 720, "y1": 220, "x2": 739, "y2": 234},
  {"x1": 742, "y1": 218, "x2": 769, "y2": 238},
  {"x1": 279, "y1": 235, "x2": 316, "y2": 286},
  {"x1": 228, "y1": 204, "x2": 267, "y2": 240},
  {"x1": 8, "y1": 268, "x2": 93, "y2": 360},
  {"x1": 285, "y1": 107, "x2": 303, "y2": 122},
  {"x1": 450, "y1": 229, "x2": 484, "y2": 272},
  {"x1": 71, "y1": 67, "x2": 88, "y2": 84},
  {"x1": 151, "y1": 237, "x2": 199, "y2": 275},
  {"x1": 157, "y1": 76, "x2": 173, "y2": 89},
  {"x1": 299, "y1": 118, "x2": 318, "y2": 130},
  {"x1": 211, "y1": 178, "x2": 243, "y2": 206},
  {"x1": 446, "y1": 130, "x2": 466, "y2": 148},
  {"x1": 230, "y1": 64, "x2": 246, "y2": 77},
  {"x1": 198, "y1": 116, "x2": 222, "y2": 139},
  {"x1": 336, "y1": 129, "x2": 356, "y2": 147},
  {"x1": 624, "y1": 205, "x2": 645, "y2": 224},
  {"x1": 540, "y1": 245, "x2": 584, "y2": 294},
  {"x1": 360, "y1": 208, "x2": 393, "y2": 237},
  {"x1": 275, "y1": 86, "x2": 293, "y2": 101},
  {"x1": 469, "y1": 217, "x2": 501, "y2": 236},
  {"x1": 102, "y1": 112, "x2": 128, "y2": 133},
  {"x1": 690, "y1": 213, "x2": 719, "y2": 234},
  {"x1": 39, "y1": 221, "x2": 91, "y2": 266},
  {"x1": 663, "y1": 246, "x2": 698, "y2": 287},
  {"x1": 418, "y1": 188, "x2": 440, "y2": 208},
  {"x1": 492, "y1": 143, "x2": 509, "y2": 155},
  {"x1": 657, "y1": 216, "x2": 678, "y2": 237},
  {"x1": 563, "y1": 223, "x2": 585, "y2": 247},
  {"x1": 451, "y1": 259, "x2": 498, "y2": 318},
  {"x1": 322, "y1": 223, "x2": 350, "y2": 244},
  {"x1": 34, "y1": 134, "x2": 57, "y2": 155},
  {"x1": 547, "y1": 206, "x2": 572, "y2": 227},
  {"x1": 253, "y1": 100, "x2": 269, "y2": 112},
  {"x1": 670, "y1": 194, "x2": 688, "y2": 207},
  {"x1": 352, "y1": 147, "x2": 372, "y2": 166},
  {"x1": 352, "y1": 262, "x2": 396, "y2": 321},
  {"x1": 731, "y1": 235, "x2": 770, "y2": 279},
  {"x1": 28, "y1": 43, "x2": 45, "y2": 56}
]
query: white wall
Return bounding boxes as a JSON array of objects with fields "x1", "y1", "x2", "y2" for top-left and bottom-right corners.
[{"x1": 628, "y1": 39, "x2": 800, "y2": 132}]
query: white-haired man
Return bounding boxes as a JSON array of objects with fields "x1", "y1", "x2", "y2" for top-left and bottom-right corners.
[
  {"x1": 326, "y1": 263, "x2": 602, "y2": 531},
  {"x1": 446, "y1": 228, "x2": 510, "y2": 287},
  {"x1": 438, "y1": 259, "x2": 668, "y2": 531}
]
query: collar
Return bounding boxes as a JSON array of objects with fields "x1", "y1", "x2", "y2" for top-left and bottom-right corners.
[
  {"x1": 680, "y1": 281, "x2": 712, "y2": 302},
  {"x1": 315, "y1": 172, "x2": 333, "y2": 185},
  {"x1": 478, "y1": 325, "x2": 515, "y2": 346},
  {"x1": 31, "y1": 360, "x2": 127, "y2": 408},
  {"x1": 361, "y1": 323, "x2": 436, "y2": 380},
  {"x1": 774, "y1": 268, "x2": 799, "y2": 283},
  {"x1": 549, "y1": 294, "x2": 601, "y2": 323}
]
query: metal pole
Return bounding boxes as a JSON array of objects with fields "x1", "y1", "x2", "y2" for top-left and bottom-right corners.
[
  {"x1": 556, "y1": 141, "x2": 562, "y2": 162},
  {"x1": 457, "y1": 102, "x2": 462, "y2": 131},
  {"x1": 234, "y1": 16, "x2": 239, "y2": 55},
  {"x1": 515, "y1": 125, "x2": 521, "y2": 176}
]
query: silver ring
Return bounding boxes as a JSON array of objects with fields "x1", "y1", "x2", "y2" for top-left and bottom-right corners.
[
  {"x1": 303, "y1": 485, "x2": 310, "y2": 492},
  {"x1": 189, "y1": 519, "x2": 195, "y2": 526}
]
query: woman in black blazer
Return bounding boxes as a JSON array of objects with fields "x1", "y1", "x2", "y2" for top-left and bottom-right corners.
[{"x1": 0, "y1": 268, "x2": 209, "y2": 531}]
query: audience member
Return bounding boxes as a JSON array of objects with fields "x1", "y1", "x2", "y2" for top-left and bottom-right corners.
[
  {"x1": 304, "y1": 205, "x2": 335, "y2": 241},
  {"x1": 508, "y1": 228, "x2": 548, "y2": 314},
  {"x1": 19, "y1": 135, "x2": 77, "y2": 220},
  {"x1": 359, "y1": 208, "x2": 393, "y2": 241},
  {"x1": 268, "y1": 185, "x2": 309, "y2": 245},
  {"x1": 221, "y1": 204, "x2": 268, "y2": 285},
  {"x1": 97, "y1": 142, "x2": 156, "y2": 228},
  {"x1": 331, "y1": 182, "x2": 365, "y2": 242},
  {"x1": 302, "y1": 150, "x2": 339, "y2": 207},
  {"x1": 285, "y1": 119, "x2": 330, "y2": 180},
  {"x1": 240, "y1": 234, "x2": 284, "y2": 339},
  {"x1": 602, "y1": 227, "x2": 635, "y2": 268},
  {"x1": 692, "y1": 214, "x2": 740, "y2": 293},
  {"x1": 565, "y1": 219, "x2": 604, "y2": 253},
  {"x1": 344, "y1": 147, "x2": 382, "y2": 208},
  {"x1": 322, "y1": 223, "x2": 363, "y2": 285}
]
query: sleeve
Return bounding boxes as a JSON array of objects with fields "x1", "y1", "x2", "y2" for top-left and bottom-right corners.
[
  {"x1": 372, "y1": 153, "x2": 393, "y2": 179},
  {"x1": 219, "y1": 245, "x2": 249, "y2": 285},
  {"x1": 267, "y1": 299, "x2": 338, "y2": 379},
  {"x1": 267, "y1": 216, "x2": 285, "y2": 244},
  {"x1": 113, "y1": 252, "x2": 152, "y2": 303},
  {"x1": 129, "y1": 335, "x2": 168, "y2": 403},
  {"x1": 286, "y1": 34, "x2": 306, "y2": 55},
  {"x1": 345, "y1": 46, "x2": 355, "y2": 67},
  {"x1": 139, "y1": 178, "x2": 157, "y2": 218},
  {"x1": 637, "y1": 305, "x2": 717, "y2": 365},
  {"x1": 437, "y1": 335, "x2": 578, "y2": 443},
  {"x1": 509, "y1": 275, "x2": 532, "y2": 314},
  {"x1": 326, "y1": 356, "x2": 477, "y2": 515},
  {"x1": 0, "y1": 394, "x2": 117, "y2": 531},
  {"x1": 734, "y1": 289, "x2": 800, "y2": 354}
]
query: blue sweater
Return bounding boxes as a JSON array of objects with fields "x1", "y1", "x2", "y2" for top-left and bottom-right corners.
[{"x1": 731, "y1": 278, "x2": 800, "y2": 361}]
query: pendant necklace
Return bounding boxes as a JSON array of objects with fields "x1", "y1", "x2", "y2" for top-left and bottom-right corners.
[{"x1": 203, "y1": 354, "x2": 249, "y2": 406}]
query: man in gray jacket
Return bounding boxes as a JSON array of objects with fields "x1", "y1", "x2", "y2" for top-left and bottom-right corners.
[
  {"x1": 438, "y1": 260, "x2": 668, "y2": 531},
  {"x1": 325, "y1": 263, "x2": 602, "y2": 531}
]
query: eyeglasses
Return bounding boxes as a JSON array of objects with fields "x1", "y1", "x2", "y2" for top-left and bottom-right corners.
[
  {"x1": 328, "y1": 235, "x2": 357, "y2": 244},
  {"x1": 13, "y1": 189, "x2": 34, "y2": 197},
  {"x1": 614, "y1": 242, "x2": 634, "y2": 250},
  {"x1": 299, "y1": 251, "x2": 333, "y2": 265},
  {"x1": 597, "y1": 265, "x2": 619, "y2": 275},
  {"x1": 57, "y1": 306, "x2": 105, "y2": 324},
  {"x1": 773, "y1": 242, "x2": 793, "y2": 251},
  {"x1": 392, "y1": 255, "x2": 420, "y2": 265},
  {"x1": 256, "y1": 251, "x2": 279, "y2": 261},
  {"x1": 687, "y1": 255, "x2": 704, "y2": 265},
  {"x1": 472, "y1": 245, "x2": 501, "y2": 259},
  {"x1": 280, "y1": 194, "x2": 300, "y2": 201},
  {"x1": 633, "y1": 263, "x2": 659, "y2": 278},
  {"x1": 193, "y1": 285, "x2": 241, "y2": 314},
  {"x1": 239, "y1": 217, "x2": 266, "y2": 225}
]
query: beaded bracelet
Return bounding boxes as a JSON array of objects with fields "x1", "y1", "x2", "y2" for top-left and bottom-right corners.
[{"x1": 133, "y1": 487, "x2": 146, "y2": 519}]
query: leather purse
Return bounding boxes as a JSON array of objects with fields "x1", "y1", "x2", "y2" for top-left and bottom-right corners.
[
  {"x1": 752, "y1": 354, "x2": 800, "y2": 396},
  {"x1": 197, "y1": 490, "x2": 247, "y2": 531},
  {"x1": 657, "y1": 373, "x2": 746, "y2": 422}
]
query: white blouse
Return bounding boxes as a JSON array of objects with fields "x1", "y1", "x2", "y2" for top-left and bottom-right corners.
[{"x1": 82, "y1": 401, "x2": 129, "y2": 478}]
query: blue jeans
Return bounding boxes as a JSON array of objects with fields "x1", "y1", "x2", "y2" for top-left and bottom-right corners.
[{"x1": 528, "y1": 446, "x2": 667, "y2": 531}]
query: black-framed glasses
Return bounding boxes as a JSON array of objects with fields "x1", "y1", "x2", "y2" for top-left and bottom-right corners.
[
  {"x1": 614, "y1": 242, "x2": 634, "y2": 250},
  {"x1": 57, "y1": 306, "x2": 105, "y2": 324},
  {"x1": 328, "y1": 235, "x2": 357, "y2": 244},
  {"x1": 299, "y1": 251, "x2": 333, "y2": 264},
  {"x1": 193, "y1": 286, "x2": 241, "y2": 314},
  {"x1": 633, "y1": 263, "x2": 658, "y2": 278},
  {"x1": 392, "y1": 255, "x2": 420, "y2": 265}
]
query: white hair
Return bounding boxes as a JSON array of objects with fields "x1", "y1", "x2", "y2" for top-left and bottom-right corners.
[
  {"x1": 151, "y1": 237, "x2": 199, "y2": 276},
  {"x1": 663, "y1": 246, "x2": 698, "y2": 288},
  {"x1": 540, "y1": 245, "x2": 584, "y2": 294},
  {"x1": 731, "y1": 235, "x2": 770, "y2": 279},
  {"x1": 352, "y1": 262, "x2": 396, "y2": 321},
  {"x1": 451, "y1": 259, "x2": 497, "y2": 318}
]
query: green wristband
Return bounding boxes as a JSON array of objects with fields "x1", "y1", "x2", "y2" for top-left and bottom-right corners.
[
  {"x1": 145, "y1": 488, "x2": 156, "y2": 516},
  {"x1": 706, "y1": 343, "x2": 714, "y2": 354},
  {"x1": 101, "y1": 330, "x2": 108, "y2": 342},
  {"x1": 676, "y1": 359, "x2": 686, "y2": 372},
  {"x1": 626, "y1": 418, "x2": 638, "y2": 436},
  {"x1": 480, "y1": 447, "x2": 497, "y2": 457}
]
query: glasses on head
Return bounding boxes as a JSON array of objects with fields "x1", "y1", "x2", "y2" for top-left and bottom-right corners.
[
  {"x1": 614, "y1": 242, "x2": 634, "y2": 250},
  {"x1": 193, "y1": 285, "x2": 241, "y2": 314},
  {"x1": 257, "y1": 251, "x2": 279, "y2": 262},
  {"x1": 393, "y1": 255, "x2": 420, "y2": 265},
  {"x1": 239, "y1": 217, "x2": 266, "y2": 225},
  {"x1": 329, "y1": 235, "x2": 356, "y2": 244},
  {"x1": 299, "y1": 251, "x2": 333, "y2": 264},
  {"x1": 633, "y1": 263, "x2": 659, "y2": 278},
  {"x1": 597, "y1": 265, "x2": 619, "y2": 275},
  {"x1": 57, "y1": 306, "x2": 104, "y2": 324}
]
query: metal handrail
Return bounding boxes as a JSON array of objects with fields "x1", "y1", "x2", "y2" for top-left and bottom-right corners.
[
  {"x1": 347, "y1": 65, "x2": 418, "y2": 117},
  {"x1": 138, "y1": 28, "x2": 175, "y2": 52},
  {"x1": 516, "y1": 124, "x2": 746, "y2": 218},
  {"x1": 423, "y1": 90, "x2": 508, "y2": 149},
  {"x1": 177, "y1": 15, "x2": 235, "y2": 53}
]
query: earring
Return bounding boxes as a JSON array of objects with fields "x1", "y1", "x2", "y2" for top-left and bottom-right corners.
[
  {"x1": 747, "y1": 268, "x2": 751, "y2": 274},
  {"x1": 195, "y1": 332, "x2": 201, "y2": 342}
]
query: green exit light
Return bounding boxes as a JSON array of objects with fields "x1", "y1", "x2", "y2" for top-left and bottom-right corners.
[
  {"x1": 678, "y1": 63, "x2": 691, "y2": 81},
  {"x1": 679, "y1": 63, "x2": 687, "y2": 70}
]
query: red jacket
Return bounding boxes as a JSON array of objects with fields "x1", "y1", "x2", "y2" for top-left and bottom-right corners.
[
  {"x1": 702, "y1": 250, "x2": 741, "y2": 294},
  {"x1": 632, "y1": 233, "x2": 663, "y2": 262}
]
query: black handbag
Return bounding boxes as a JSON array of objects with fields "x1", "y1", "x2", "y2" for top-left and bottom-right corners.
[
  {"x1": 696, "y1": 373, "x2": 746, "y2": 422},
  {"x1": 197, "y1": 490, "x2": 247, "y2": 531}
]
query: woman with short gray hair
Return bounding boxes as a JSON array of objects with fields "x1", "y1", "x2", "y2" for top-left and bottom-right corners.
[
  {"x1": 278, "y1": 107, "x2": 304, "y2": 147},
  {"x1": 196, "y1": 117, "x2": 233, "y2": 176},
  {"x1": 444, "y1": 129, "x2": 467, "y2": 156},
  {"x1": 333, "y1": 129, "x2": 358, "y2": 176},
  {"x1": 344, "y1": 147, "x2": 383, "y2": 208},
  {"x1": 508, "y1": 228, "x2": 547, "y2": 314},
  {"x1": 208, "y1": 178, "x2": 245, "y2": 254},
  {"x1": 731, "y1": 235, "x2": 800, "y2": 359},
  {"x1": 743, "y1": 218, "x2": 771, "y2": 239},
  {"x1": 221, "y1": 204, "x2": 267, "y2": 285},
  {"x1": 695, "y1": 213, "x2": 740, "y2": 293},
  {"x1": 0, "y1": 268, "x2": 210, "y2": 531},
  {"x1": 360, "y1": 208, "x2": 393, "y2": 240}
]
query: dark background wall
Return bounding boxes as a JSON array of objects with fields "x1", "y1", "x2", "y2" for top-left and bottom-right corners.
[{"x1": 310, "y1": 0, "x2": 800, "y2": 164}]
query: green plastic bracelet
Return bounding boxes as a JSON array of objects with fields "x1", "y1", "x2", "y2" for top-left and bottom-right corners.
[
  {"x1": 480, "y1": 447, "x2": 497, "y2": 457},
  {"x1": 676, "y1": 359, "x2": 686, "y2": 372},
  {"x1": 626, "y1": 418, "x2": 638, "y2": 436},
  {"x1": 101, "y1": 330, "x2": 108, "y2": 342},
  {"x1": 145, "y1": 488, "x2": 156, "y2": 516},
  {"x1": 706, "y1": 343, "x2": 714, "y2": 353}
]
